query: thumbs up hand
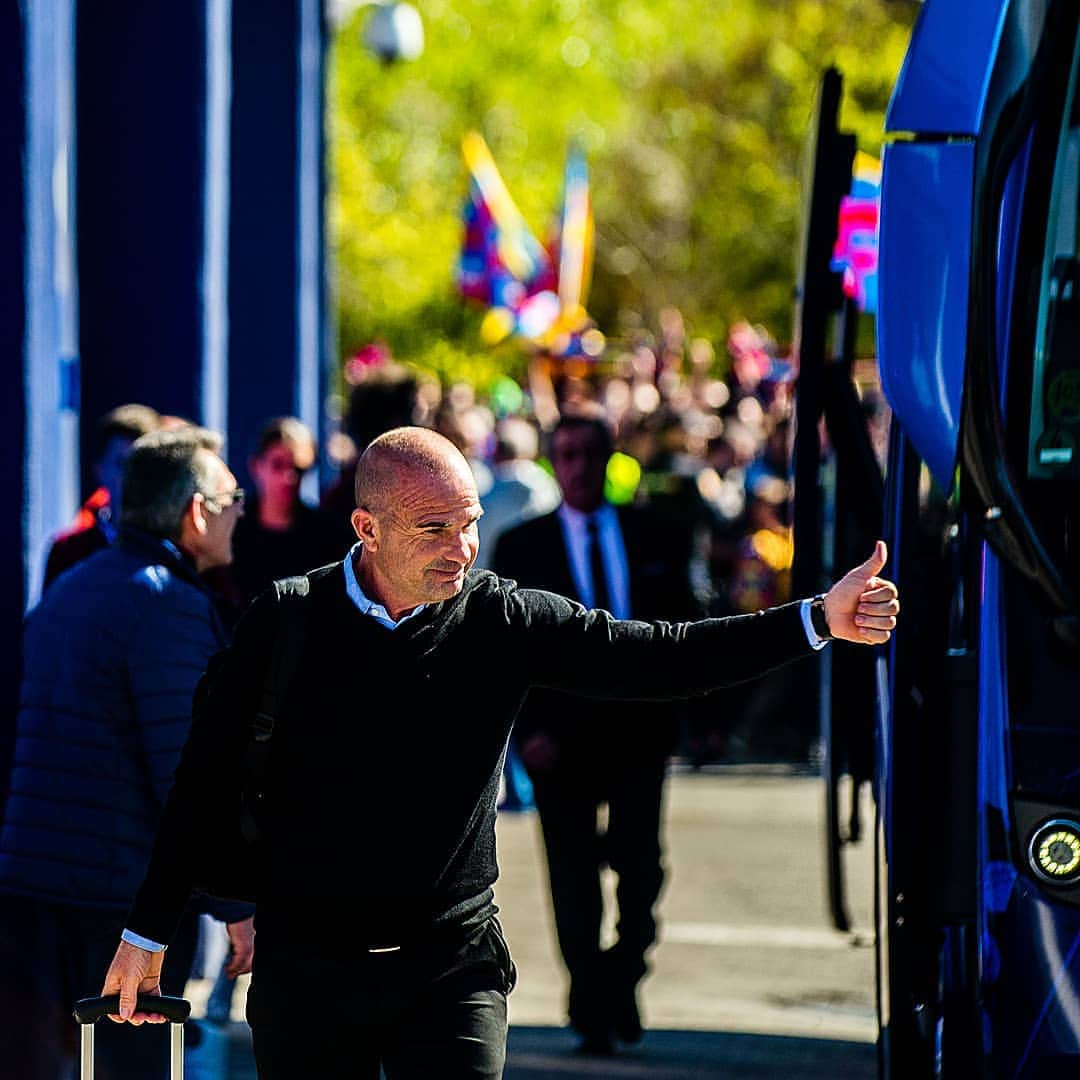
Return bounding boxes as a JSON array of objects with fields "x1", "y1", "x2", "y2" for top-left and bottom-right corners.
[{"x1": 823, "y1": 540, "x2": 900, "y2": 645}]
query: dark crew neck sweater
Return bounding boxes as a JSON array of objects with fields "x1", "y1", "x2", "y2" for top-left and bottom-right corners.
[{"x1": 128, "y1": 564, "x2": 815, "y2": 956}]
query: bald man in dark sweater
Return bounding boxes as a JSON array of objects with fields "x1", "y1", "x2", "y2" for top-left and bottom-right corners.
[{"x1": 100, "y1": 426, "x2": 900, "y2": 1079}]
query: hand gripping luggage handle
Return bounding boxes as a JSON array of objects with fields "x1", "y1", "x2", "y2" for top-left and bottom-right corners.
[
  {"x1": 75, "y1": 996, "x2": 190, "y2": 1080},
  {"x1": 74, "y1": 994, "x2": 191, "y2": 1024}
]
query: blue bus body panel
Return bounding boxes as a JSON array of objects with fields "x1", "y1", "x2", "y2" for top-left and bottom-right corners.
[
  {"x1": 886, "y1": 0, "x2": 1010, "y2": 136},
  {"x1": 979, "y1": 549, "x2": 1080, "y2": 1072},
  {"x1": 877, "y1": 141, "x2": 973, "y2": 489},
  {"x1": 991, "y1": 882, "x2": 1080, "y2": 1073}
]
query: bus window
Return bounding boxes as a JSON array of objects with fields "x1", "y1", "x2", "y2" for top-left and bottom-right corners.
[
  {"x1": 1030, "y1": 45, "x2": 1080, "y2": 483},
  {"x1": 1007, "y1": 31, "x2": 1080, "y2": 801}
]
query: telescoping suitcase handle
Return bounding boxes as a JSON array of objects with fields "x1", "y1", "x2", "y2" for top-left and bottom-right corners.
[{"x1": 73, "y1": 995, "x2": 191, "y2": 1079}]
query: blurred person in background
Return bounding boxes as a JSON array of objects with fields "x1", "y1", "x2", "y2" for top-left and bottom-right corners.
[
  {"x1": 494, "y1": 407, "x2": 705, "y2": 1055},
  {"x1": 473, "y1": 414, "x2": 561, "y2": 572},
  {"x1": 42, "y1": 402, "x2": 164, "y2": 590},
  {"x1": 226, "y1": 416, "x2": 340, "y2": 616},
  {"x1": 0, "y1": 428, "x2": 254, "y2": 1080},
  {"x1": 320, "y1": 359, "x2": 430, "y2": 548},
  {"x1": 434, "y1": 383, "x2": 496, "y2": 498}
]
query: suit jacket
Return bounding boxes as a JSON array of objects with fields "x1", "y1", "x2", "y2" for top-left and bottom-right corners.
[{"x1": 493, "y1": 504, "x2": 705, "y2": 781}]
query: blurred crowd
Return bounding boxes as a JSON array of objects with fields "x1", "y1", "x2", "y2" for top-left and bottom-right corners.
[{"x1": 40, "y1": 311, "x2": 846, "y2": 768}]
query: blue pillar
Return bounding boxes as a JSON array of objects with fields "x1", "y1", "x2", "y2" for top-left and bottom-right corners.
[
  {"x1": 8, "y1": 0, "x2": 79, "y2": 801},
  {"x1": 23, "y1": 0, "x2": 80, "y2": 610},
  {"x1": 228, "y1": 0, "x2": 328, "y2": 492},
  {"x1": 1, "y1": 0, "x2": 25, "y2": 808},
  {"x1": 75, "y1": 1, "x2": 211, "y2": 486},
  {"x1": 3, "y1": 4, "x2": 26, "y2": 625}
]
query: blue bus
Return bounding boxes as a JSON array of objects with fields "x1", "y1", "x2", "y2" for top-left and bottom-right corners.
[{"x1": 796, "y1": 1, "x2": 1080, "y2": 1075}]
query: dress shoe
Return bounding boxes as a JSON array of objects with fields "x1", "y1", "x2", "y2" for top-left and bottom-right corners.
[
  {"x1": 568, "y1": 979, "x2": 614, "y2": 1055},
  {"x1": 611, "y1": 984, "x2": 643, "y2": 1044},
  {"x1": 574, "y1": 1029, "x2": 615, "y2": 1056}
]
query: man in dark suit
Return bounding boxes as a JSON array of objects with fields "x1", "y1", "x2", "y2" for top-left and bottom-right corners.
[{"x1": 493, "y1": 408, "x2": 705, "y2": 1054}]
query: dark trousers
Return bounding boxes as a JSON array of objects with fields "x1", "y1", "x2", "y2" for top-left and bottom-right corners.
[
  {"x1": 530, "y1": 754, "x2": 667, "y2": 1026},
  {"x1": 0, "y1": 893, "x2": 199, "y2": 1080},
  {"x1": 247, "y1": 915, "x2": 516, "y2": 1078}
]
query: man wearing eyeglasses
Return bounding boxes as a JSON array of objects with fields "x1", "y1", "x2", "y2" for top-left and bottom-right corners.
[{"x1": 0, "y1": 428, "x2": 255, "y2": 1080}]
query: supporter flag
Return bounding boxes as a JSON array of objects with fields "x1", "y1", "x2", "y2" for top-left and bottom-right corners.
[
  {"x1": 555, "y1": 142, "x2": 594, "y2": 327},
  {"x1": 456, "y1": 132, "x2": 602, "y2": 358},
  {"x1": 830, "y1": 150, "x2": 880, "y2": 315},
  {"x1": 457, "y1": 131, "x2": 555, "y2": 323},
  {"x1": 528, "y1": 142, "x2": 602, "y2": 358}
]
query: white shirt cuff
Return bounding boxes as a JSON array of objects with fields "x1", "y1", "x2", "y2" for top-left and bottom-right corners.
[
  {"x1": 121, "y1": 928, "x2": 167, "y2": 953},
  {"x1": 800, "y1": 598, "x2": 830, "y2": 651}
]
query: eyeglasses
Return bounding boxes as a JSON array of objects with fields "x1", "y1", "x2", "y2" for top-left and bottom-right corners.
[{"x1": 202, "y1": 488, "x2": 245, "y2": 512}]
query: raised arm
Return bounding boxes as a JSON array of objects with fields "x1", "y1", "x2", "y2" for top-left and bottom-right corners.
[{"x1": 498, "y1": 540, "x2": 899, "y2": 702}]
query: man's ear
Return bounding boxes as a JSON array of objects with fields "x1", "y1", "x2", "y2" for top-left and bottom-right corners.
[
  {"x1": 187, "y1": 493, "x2": 212, "y2": 537},
  {"x1": 351, "y1": 507, "x2": 378, "y2": 549}
]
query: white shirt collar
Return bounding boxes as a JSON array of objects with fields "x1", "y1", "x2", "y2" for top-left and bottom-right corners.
[
  {"x1": 343, "y1": 541, "x2": 426, "y2": 630},
  {"x1": 557, "y1": 501, "x2": 616, "y2": 534},
  {"x1": 555, "y1": 502, "x2": 630, "y2": 617}
]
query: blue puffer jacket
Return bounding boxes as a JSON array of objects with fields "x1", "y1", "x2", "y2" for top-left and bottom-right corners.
[{"x1": 0, "y1": 528, "x2": 243, "y2": 917}]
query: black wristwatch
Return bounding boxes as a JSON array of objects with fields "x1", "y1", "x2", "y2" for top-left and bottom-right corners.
[{"x1": 809, "y1": 594, "x2": 833, "y2": 641}]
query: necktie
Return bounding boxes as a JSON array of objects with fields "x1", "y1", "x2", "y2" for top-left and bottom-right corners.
[{"x1": 587, "y1": 516, "x2": 610, "y2": 612}]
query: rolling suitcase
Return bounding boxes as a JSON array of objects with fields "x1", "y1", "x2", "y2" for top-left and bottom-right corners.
[{"x1": 73, "y1": 994, "x2": 191, "y2": 1079}]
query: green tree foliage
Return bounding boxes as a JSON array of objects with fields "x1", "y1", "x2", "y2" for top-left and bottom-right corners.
[{"x1": 328, "y1": 0, "x2": 918, "y2": 390}]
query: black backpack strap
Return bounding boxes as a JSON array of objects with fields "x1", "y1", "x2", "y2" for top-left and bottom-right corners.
[{"x1": 241, "y1": 574, "x2": 311, "y2": 843}]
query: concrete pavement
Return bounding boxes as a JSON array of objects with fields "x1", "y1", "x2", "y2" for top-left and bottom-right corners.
[{"x1": 497, "y1": 764, "x2": 878, "y2": 1076}]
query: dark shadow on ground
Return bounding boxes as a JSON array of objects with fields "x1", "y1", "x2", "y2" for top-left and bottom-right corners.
[
  {"x1": 506, "y1": 1025, "x2": 879, "y2": 1079},
  {"x1": 223, "y1": 1020, "x2": 879, "y2": 1078}
]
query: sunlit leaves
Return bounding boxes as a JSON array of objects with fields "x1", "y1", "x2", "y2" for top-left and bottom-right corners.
[{"x1": 327, "y1": 0, "x2": 917, "y2": 389}]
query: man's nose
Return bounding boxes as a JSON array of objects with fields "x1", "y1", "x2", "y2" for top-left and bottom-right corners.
[{"x1": 446, "y1": 529, "x2": 474, "y2": 562}]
